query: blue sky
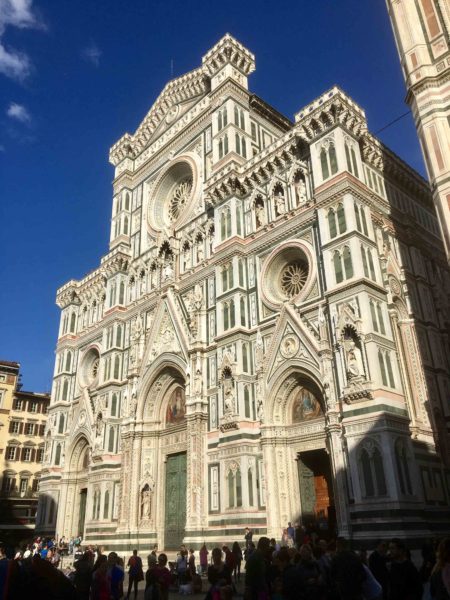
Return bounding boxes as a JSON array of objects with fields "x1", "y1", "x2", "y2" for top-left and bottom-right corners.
[{"x1": 0, "y1": 0, "x2": 426, "y2": 392}]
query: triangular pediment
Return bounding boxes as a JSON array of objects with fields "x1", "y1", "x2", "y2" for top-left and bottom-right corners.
[
  {"x1": 141, "y1": 293, "x2": 189, "y2": 370},
  {"x1": 265, "y1": 305, "x2": 320, "y2": 382},
  {"x1": 146, "y1": 96, "x2": 206, "y2": 146}
]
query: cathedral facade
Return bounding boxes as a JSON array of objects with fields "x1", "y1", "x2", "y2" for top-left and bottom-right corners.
[{"x1": 37, "y1": 35, "x2": 450, "y2": 551}]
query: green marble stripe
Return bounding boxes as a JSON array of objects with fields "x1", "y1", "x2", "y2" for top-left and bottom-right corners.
[{"x1": 343, "y1": 404, "x2": 408, "y2": 418}]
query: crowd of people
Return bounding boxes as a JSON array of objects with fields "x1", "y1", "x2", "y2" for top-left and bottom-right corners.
[{"x1": 0, "y1": 533, "x2": 449, "y2": 600}]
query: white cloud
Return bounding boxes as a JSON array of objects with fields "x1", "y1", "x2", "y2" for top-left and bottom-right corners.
[
  {"x1": 0, "y1": 0, "x2": 45, "y2": 81},
  {"x1": 82, "y1": 42, "x2": 101, "y2": 67},
  {"x1": 6, "y1": 101, "x2": 31, "y2": 123}
]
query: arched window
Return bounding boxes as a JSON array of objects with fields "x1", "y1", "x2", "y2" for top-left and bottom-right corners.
[
  {"x1": 337, "y1": 204, "x2": 346, "y2": 234},
  {"x1": 248, "y1": 468, "x2": 254, "y2": 506},
  {"x1": 125, "y1": 193, "x2": 130, "y2": 211},
  {"x1": 351, "y1": 147, "x2": 359, "y2": 177},
  {"x1": 62, "y1": 380, "x2": 69, "y2": 402},
  {"x1": 118, "y1": 281, "x2": 125, "y2": 305},
  {"x1": 236, "y1": 468, "x2": 242, "y2": 507},
  {"x1": 378, "y1": 350, "x2": 388, "y2": 387},
  {"x1": 69, "y1": 312, "x2": 76, "y2": 333},
  {"x1": 109, "y1": 283, "x2": 116, "y2": 307},
  {"x1": 320, "y1": 148, "x2": 329, "y2": 180},
  {"x1": 244, "y1": 386, "x2": 251, "y2": 418},
  {"x1": 343, "y1": 246, "x2": 353, "y2": 278},
  {"x1": 103, "y1": 490, "x2": 110, "y2": 519},
  {"x1": 234, "y1": 105, "x2": 239, "y2": 126},
  {"x1": 235, "y1": 132, "x2": 241, "y2": 155},
  {"x1": 361, "y1": 245, "x2": 369, "y2": 278},
  {"x1": 377, "y1": 304, "x2": 386, "y2": 335},
  {"x1": 113, "y1": 356, "x2": 120, "y2": 380},
  {"x1": 224, "y1": 134, "x2": 229, "y2": 155},
  {"x1": 240, "y1": 297, "x2": 246, "y2": 327},
  {"x1": 385, "y1": 353, "x2": 395, "y2": 388},
  {"x1": 329, "y1": 144, "x2": 338, "y2": 174},
  {"x1": 65, "y1": 352, "x2": 72, "y2": 372},
  {"x1": 111, "y1": 393, "x2": 117, "y2": 417},
  {"x1": 242, "y1": 343, "x2": 249, "y2": 372},
  {"x1": 115, "y1": 325, "x2": 122, "y2": 347},
  {"x1": 345, "y1": 143, "x2": 352, "y2": 173},
  {"x1": 354, "y1": 202, "x2": 362, "y2": 232},
  {"x1": 333, "y1": 251, "x2": 343, "y2": 284},
  {"x1": 108, "y1": 427, "x2": 115, "y2": 453},
  {"x1": 227, "y1": 470, "x2": 235, "y2": 508},
  {"x1": 370, "y1": 300, "x2": 378, "y2": 332},
  {"x1": 359, "y1": 443, "x2": 387, "y2": 497},
  {"x1": 218, "y1": 138, "x2": 223, "y2": 159},
  {"x1": 367, "y1": 249, "x2": 376, "y2": 280},
  {"x1": 220, "y1": 208, "x2": 231, "y2": 240},
  {"x1": 92, "y1": 491, "x2": 98, "y2": 520},
  {"x1": 123, "y1": 216, "x2": 129, "y2": 235},
  {"x1": 58, "y1": 414, "x2": 64, "y2": 434},
  {"x1": 238, "y1": 259, "x2": 244, "y2": 286},
  {"x1": 395, "y1": 440, "x2": 413, "y2": 495},
  {"x1": 54, "y1": 444, "x2": 61, "y2": 466},
  {"x1": 218, "y1": 111, "x2": 223, "y2": 131},
  {"x1": 242, "y1": 137, "x2": 247, "y2": 158},
  {"x1": 361, "y1": 207, "x2": 368, "y2": 236},
  {"x1": 62, "y1": 314, "x2": 68, "y2": 335},
  {"x1": 96, "y1": 491, "x2": 101, "y2": 520},
  {"x1": 328, "y1": 209, "x2": 337, "y2": 238},
  {"x1": 229, "y1": 299, "x2": 235, "y2": 328}
]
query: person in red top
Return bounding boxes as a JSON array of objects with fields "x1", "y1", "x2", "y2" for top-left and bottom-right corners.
[
  {"x1": 126, "y1": 549, "x2": 144, "y2": 600},
  {"x1": 153, "y1": 553, "x2": 171, "y2": 600}
]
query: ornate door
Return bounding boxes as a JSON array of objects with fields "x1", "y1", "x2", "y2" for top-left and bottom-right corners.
[{"x1": 164, "y1": 453, "x2": 187, "y2": 549}]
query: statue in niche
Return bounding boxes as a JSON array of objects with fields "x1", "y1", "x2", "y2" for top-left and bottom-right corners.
[
  {"x1": 211, "y1": 397, "x2": 217, "y2": 428},
  {"x1": 197, "y1": 241, "x2": 204, "y2": 263},
  {"x1": 346, "y1": 342, "x2": 364, "y2": 379},
  {"x1": 274, "y1": 190, "x2": 286, "y2": 216},
  {"x1": 223, "y1": 377, "x2": 235, "y2": 418},
  {"x1": 93, "y1": 413, "x2": 104, "y2": 453},
  {"x1": 254, "y1": 200, "x2": 267, "y2": 228},
  {"x1": 294, "y1": 174, "x2": 307, "y2": 205},
  {"x1": 166, "y1": 386, "x2": 186, "y2": 424},
  {"x1": 194, "y1": 359, "x2": 202, "y2": 399},
  {"x1": 292, "y1": 388, "x2": 322, "y2": 423},
  {"x1": 255, "y1": 330, "x2": 264, "y2": 372},
  {"x1": 183, "y1": 244, "x2": 191, "y2": 270},
  {"x1": 140, "y1": 484, "x2": 152, "y2": 519},
  {"x1": 163, "y1": 259, "x2": 173, "y2": 281}
]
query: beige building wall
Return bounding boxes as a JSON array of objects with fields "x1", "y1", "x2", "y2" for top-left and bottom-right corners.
[{"x1": 386, "y1": 0, "x2": 450, "y2": 259}]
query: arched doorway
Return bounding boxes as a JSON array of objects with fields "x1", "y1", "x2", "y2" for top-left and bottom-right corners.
[{"x1": 68, "y1": 437, "x2": 90, "y2": 538}]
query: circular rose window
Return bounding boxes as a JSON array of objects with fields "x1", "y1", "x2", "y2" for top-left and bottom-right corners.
[
  {"x1": 260, "y1": 240, "x2": 316, "y2": 309},
  {"x1": 147, "y1": 154, "x2": 201, "y2": 233},
  {"x1": 78, "y1": 347, "x2": 100, "y2": 388}
]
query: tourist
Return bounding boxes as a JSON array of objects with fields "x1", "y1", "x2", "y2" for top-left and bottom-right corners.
[
  {"x1": 199, "y1": 543, "x2": 209, "y2": 575},
  {"x1": 126, "y1": 549, "x2": 144, "y2": 599},
  {"x1": 330, "y1": 536, "x2": 366, "y2": 600},
  {"x1": 430, "y1": 537, "x2": 450, "y2": 600},
  {"x1": 245, "y1": 536, "x2": 271, "y2": 600},
  {"x1": 176, "y1": 545, "x2": 188, "y2": 585},
  {"x1": 387, "y1": 538, "x2": 422, "y2": 600},
  {"x1": 73, "y1": 550, "x2": 93, "y2": 600},
  {"x1": 295, "y1": 543, "x2": 324, "y2": 600},
  {"x1": 231, "y1": 541, "x2": 243, "y2": 582},
  {"x1": 145, "y1": 554, "x2": 160, "y2": 600},
  {"x1": 287, "y1": 522, "x2": 296, "y2": 546},
  {"x1": 207, "y1": 547, "x2": 232, "y2": 600},
  {"x1": 188, "y1": 548, "x2": 196, "y2": 577},
  {"x1": 244, "y1": 527, "x2": 253, "y2": 549},
  {"x1": 108, "y1": 552, "x2": 125, "y2": 600},
  {"x1": 153, "y1": 553, "x2": 171, "y2": 600},
  {"x1": 368, "y1": 540, "x2": 389, "y2": 599},
  {"x1": 91, "y1": 555, "x2": 109, "y2": 600},
  {"x1": 69, "y1": 537, "x2": 74, "y2": 555}
]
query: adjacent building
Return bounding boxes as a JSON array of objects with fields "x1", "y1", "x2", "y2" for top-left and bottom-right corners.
[
  {"x1": 38, "y1": 35, "x2": 450, "y2": 551},
  {"x1": 0, "y1": 360, "x2": 49, "y2": 543},
  {"x1": 386, "y1": 0, "x2": 450, "y2": 259}
]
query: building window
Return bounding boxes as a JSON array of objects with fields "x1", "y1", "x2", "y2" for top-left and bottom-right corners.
[
  {"x1": 361, "y1": 246, "x2": 376, "y2": 280},
  {"x1": 113, "y1": 356, "x2": 121, "y2": 380},
  {"x1": 420, "y1": 0, "x2": 441, "y2": 38},
  {"x1": 234, "y1": 105, "x2": 245, "y2": 130},
  {"x1": 328, "y1": 203, "x2": 346, "y2": 238},
  {"x1": 37, "y1": 448, "x2": 44, "y2": 462},
  {"x1": 108, "y1": 427, "x2": 115, "y2": 453},
  {"x1": 218, "y1": 134, "x2": 229, "y2": 159},
  {"x1": 227, "y1": 467, "x2": 243, "y2": 508},
  {"x1": 20, "y1": 478, "x2": 29, "y2": 495},
  {"x1": 345, "y1": 141, "x2": 359, "y2": 177},
  {"x1": 333, "y1": 247, "x2": 353, "y2": 284},
  {"x1": 54, "y1": 444, "x2": 61, "y2": 465},
  {"x1": 235, "y1": 133, "x2": 247, "y2": 158},
  {"x1": 244, "y1": 386, "x2": 251, "y2": 418},
  {"x1": 220, "y1": 207, "x2": 232, "y2": 240},
  {"x1": 238, "y1": 260, "x2": 244, "y2": 286},
  {"x1": 58, "y1": 414, "x2": 64, "y2": 434},
  {"x1": 111, "y1": 393, "x2": 118, "y2": 417},
  {"x1": 354, "y1": 202, "x2": 368, "y2": 235},
  {"x1": 24, "y1": 447, "x2": 32, "y2": 462},
  {"x1": 320, "y1": 142, "x2": 338, "y2": 180},
  {"x1": 11, "y1": 421, "x2": 20, "y2": 434},
  {"x1": 103, "y1": 490, "x2": 110, "y2": 519},
  {"x1": 6, "y1": 447, "x2": 16, "y2": 460},
  {"x1": 395, "y1": 439, "x2": 413, "y2": 495},
  {"x1": 240, "y1": 297, "x2": 246, "y2": 327},
  {"x1": 2, "y1": 477, "x2": 15, "y2": 492},
  {"x1": 223, "y1": 300, "x2": 235, "y2": 331},
  {"x1": 115, "y1": 325, "x2": 122, "y2": 347},
  {"x1": 62, "y1": 380, "x2": 69, "y2": 402},
  {"x1": 370, "y1": 300, "x2": 386, "y2": 335},
  {"x1": 378, "y1": 349, "x2": 396, "y2": 388},
  {"x1": 242, "y1": 343, "x2": 249, "y2": 373},
  {"x1": 359, "y1": 443, "x2": 387, "y2": 497},
  {"x1": 222, "y1": 263, "x2": 234, "y2": 292},
  {"x1": 69, "y1": 312, "x2": 77, "y2": 333},
  {"x1": 25, "y1": 423, "x2": 34, "y2": 435},
  {"x1": 30, "y1": 402, "x2": 38, "y2": 413},
  {"x1": 251, "y1": 122, "x2": 257, "y2": 141},
  {"x1": 248, "y1": 468, "x2": 254, "y2": 506},
  {"x1": 218, "y1": 106, "x2": 228, "y2": 131}
]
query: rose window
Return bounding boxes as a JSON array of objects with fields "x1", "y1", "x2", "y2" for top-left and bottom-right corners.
[
  {"x1": 280, "y1": 261, "x2": 309, "y2": 298},
  {"x1": 91, "y1": 358, "x2": 99, "y2": 380},
  {"x1": 168, "y1": 178, "x2": 193, "y2": 222}
]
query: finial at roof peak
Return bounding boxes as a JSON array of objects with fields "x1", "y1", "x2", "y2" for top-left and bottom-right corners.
[{"x1": 202, "y1": 33, "x2": 255, "y2": 78}]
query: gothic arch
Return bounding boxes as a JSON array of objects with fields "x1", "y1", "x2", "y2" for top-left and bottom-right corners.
[
  {"x1": 265, "y1": 363, "x2": 325, "y2": 425},
  {"x1": 138, "y1": 355, "x2": 187, "y2": 422},
  {"x1": 67, "y1": 435, "x2": 90, "y2": 474}
]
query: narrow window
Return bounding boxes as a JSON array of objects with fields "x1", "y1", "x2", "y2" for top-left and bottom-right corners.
[
  {"x1": 343, "y1": 246, "x2": 353, "y2": 279},
  {"x1": 248, "y1": 469, "x2": 254, "y2": 506},
  {"x1": 223, "y1": 304, "x2": 229, "y2": 330},
  {"x1": 334, "y1": 251, "x2": 343, "y2": 284},
  {"x1": 62, "y1": 380, "x2": 69, "y2": 402},
  {"x1": 103, "y1": 490, "x2": 110, "y2": 519},
  {"x1": 361, "y1": 246, "x2": 369, "y2": 278},
  {"x1": 361, "y1": 206, "x2": 369, "y2": 236},
  {"x1": 58, "y1": 414, "x2": 64, "y2": 434},
  {"x1": 244, "y1": 387, "x2": 250, "y2": 418},
  {"x1": 223, "y1": 107, "x2": 228, "y2": 127},
  {"x1": 119, "y1": 281, "x2": 125, "y2": 305},
  {"x1": 116, "y1": 325, "x2": 122, "y2": 347},
  {"x1": 54, "y1": 444, "x2": 61, "y2": 466},
  {"x1": 123, "y1": 216, "x2": 129, "y2": 235},
  {"x1": 320, "y1": 148, "x2": 329, "y2": 180},
  {"x1": 238, "y1": 259, "x2": 244, "y2": 286},
  {"x1": 377, "y1": 304, "x2": 386, "y2": 335},
  {"x1": 328, "y1": 209, "x2": 337, "y2": 238},
  {"x1": 235, "y1": 132, "x2": 241, "y2": 155},
  {"x1": 70, "y1": 313, "x2": 76, "y2": 333},
  {"x1": 218, "y1": 111, "x2": 223, "y2": 131},
  {"x1": 351, "y1": 147, "x2": 359, "y2": 177},
  {"x1": 222, "y1": 267, "x2": 228, "y2": 292},
  {"x1": 242, "y1": 343, "x2": 249, "y2": 372},
  {"x1": 230, "y1": 299, "x2": 235, "y2": 328},
  {"x1": 224, "y1": 134, "x2": 229, "y2": 155},
  {"x1": 218, "y1": 138, "x2": 223, "y2": 159},
  {"x1": 65, "y1": 352, "x2": 72, "y2": 372},
  {"x1": 113, "y1": 356, "x2": 120, "y2": 380},
  {"x1": 337, "y1": 204, "x2": 346, "y2": 234},
  {"x1": 368, "y1": 249, "x2": 376, "y2": 280},
  {"x1": 379, "y1": 351, "x2": 388, "y2": 386},
  {"x1": 251, "y1": 122, "x2": 256, "y2": 141},
  {"x1": 370, "y1": 301, "x2": 378, "y2": 332},
  {"x1": 220, "y1": 211, "x2": 226, "y2": 240},
  {"x1": 228, "y1": 471, "x2": 235, "y2": 508},
  {"x1": 345, "y1": 143, "x2": 352, "y2": 173},
  {"x1": 385, "y1": 353, "x2": 395, "y2": 388},
  {"x1": 111, "y1": 394, "x2": 117, "y2": 417},
  {"x1": 329, "y1": 144, "x2": 338, "y2": 174},
  {"x1": 240, "y1": 297, "x2": 246, "y2": 327},
  {"x1": 354, "y1": 203, "x2": 362, "y2": 232},
  {"x1": 242, "y1": 137, "x2": 247, "y2": 158},
  {"x1": 234, "y1": 105, "x2": 239, "y2": 126},
  {"x1": 373, "y1": 448, "x2": 387, "y2": 495},
  {"x1": 361, "y1": 448, "x2": 374, "y2": 497},
  {"x1": 236, "y1": 469, "x2": 242, "y2": 507},
  {"x1": 108, "y1": 427, "x2": 115, "y2": 453}
]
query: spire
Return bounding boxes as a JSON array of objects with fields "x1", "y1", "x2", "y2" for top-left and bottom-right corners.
[{"x1": 202, "y1": 33, "x2": 255, "y2": 90}]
